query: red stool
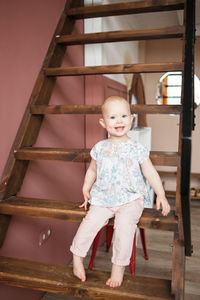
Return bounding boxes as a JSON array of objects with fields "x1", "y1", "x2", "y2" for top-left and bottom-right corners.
[{"x1": 88, "y1": 225, "x2": 149, "y2": 275}]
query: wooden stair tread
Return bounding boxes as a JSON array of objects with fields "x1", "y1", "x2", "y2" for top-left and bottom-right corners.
[
  {"x1": 0, "y1": 197, "x2": 178, "y2": 231},
  {"x1": 67, "y1": 0, "x2": 184, "y2": 19},
  {"x1": 14, "y1": 148, "x2": 90, "y2": 163},
  {"x1": 14, "y1": 148, "x2": 180, "y2": 166},
  {"x1": 158, "y1": 171, "x2": 200, "y2": 179},
  {"x1": 31, "y1": 104, "x2": 182, "y2": 115},
  {"x1": 166, "y1": 190, "x2": 176, "y2": 198},
  {"x1": 0, "y1": 256, "x2": 174, "y2": 299},
  {"x1": 44, "y1": 62, "x2": 183, "y2": 76},
  {"x1": 56, "y1": 26, "x2": 184, "y2": 45},
  {"x1": 165, "y1": 190, "x2": 200, "y2": 200}
]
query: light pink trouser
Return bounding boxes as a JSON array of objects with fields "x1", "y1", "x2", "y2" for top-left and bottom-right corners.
[{"x1": 70, "y1": 197, "x2": 144, "y2": 266}]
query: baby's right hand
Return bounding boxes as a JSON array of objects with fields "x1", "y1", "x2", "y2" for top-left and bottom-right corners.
[{"x1": 80, "y1": 189, "x2": 91, "y2": 210}]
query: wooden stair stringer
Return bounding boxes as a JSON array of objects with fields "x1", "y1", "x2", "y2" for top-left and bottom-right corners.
[
  {"x1": 0, "y1": 2, "x2": 77, "y2": 247},
  {"x1": 0, "y1": 256, "x2": 175, "y2": 300},
  {"x1": 170, "y1": 82, "x2": 185, "y2": 299},
  {"x1": 170, "y1": 0, "x2": 192, "y2": 294},
  {"x1": 171, "y1": 225, "x2": 185, "y2": 298}
]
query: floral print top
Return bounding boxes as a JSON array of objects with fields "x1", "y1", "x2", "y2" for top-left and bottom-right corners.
[{"x1": 89, "y1": 139, "x2": 150, "y2": 207}]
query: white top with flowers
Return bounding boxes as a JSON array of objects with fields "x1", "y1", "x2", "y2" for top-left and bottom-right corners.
[{"x1": 89, "y1": 139, "x2": 150, "y2": 207}]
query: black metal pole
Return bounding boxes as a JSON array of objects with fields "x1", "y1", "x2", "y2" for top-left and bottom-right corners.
[{"x1": 181, "y1": 0, "x2": 195, "y2": 256}]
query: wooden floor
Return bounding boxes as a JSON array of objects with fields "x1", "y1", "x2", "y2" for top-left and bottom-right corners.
[{"x1": 42, "y1": 200, "x2": 200, "y2": 300}]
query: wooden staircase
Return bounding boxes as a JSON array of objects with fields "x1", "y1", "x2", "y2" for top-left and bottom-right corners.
[{"x1": 0, "y1": 0, "x2": 195, "y2": 299}]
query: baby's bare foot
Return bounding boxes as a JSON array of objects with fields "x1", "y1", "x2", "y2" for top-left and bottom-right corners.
[
  {"x1": 73, "y1": 254, "x2": 86, "y2": 282},
  {"x1": 106, "y1": 264, "x2": 125, "y2": 288}
]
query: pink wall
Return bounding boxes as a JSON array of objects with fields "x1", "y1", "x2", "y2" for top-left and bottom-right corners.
[
  {"x1": 0, "y1": 1, "x2": 127, "y2": 299},
  {"x1": 0, "y1": 1, "x2": 84, "y2": 299}
]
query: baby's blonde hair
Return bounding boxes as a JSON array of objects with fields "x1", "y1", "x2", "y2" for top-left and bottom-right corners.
[{"x1": 101, "y1": 95, "x2": 131, "y2": 116}]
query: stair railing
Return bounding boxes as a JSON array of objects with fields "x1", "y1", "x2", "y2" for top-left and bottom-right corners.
[{"x1": 181, "y1": 0, "x2": 195, "y2": 256}]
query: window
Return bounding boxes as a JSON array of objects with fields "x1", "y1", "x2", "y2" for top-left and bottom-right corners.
[
  {"x1": 156, "y1": 72, "x2": 200, "y2": 107},
  {"x1": 156, "y1": 72, "x2": 182, "y2": 105}
]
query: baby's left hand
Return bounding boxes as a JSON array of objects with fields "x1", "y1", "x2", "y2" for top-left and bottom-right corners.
[{"x1": 156, "y1": 195, "x2": 170, "y2": 216}]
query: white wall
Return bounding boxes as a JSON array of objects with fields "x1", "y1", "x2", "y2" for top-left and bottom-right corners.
[
  {"x1": 84, "y1": 0, "x2": 181, "y2": 87},
  {"x1": 142, "y1": 37, "x2": 200, "y2": 191},
  {"x1": 84, "y1": 0, "x2": 139, "y2": 87},
  {"x1": 84, "y1": 1, "x2": 200, "y2": 191}
]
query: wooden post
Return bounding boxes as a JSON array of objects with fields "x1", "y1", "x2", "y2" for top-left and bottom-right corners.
[{"x1": 181, "y1": 0, "x2": 195, "y2": 257}]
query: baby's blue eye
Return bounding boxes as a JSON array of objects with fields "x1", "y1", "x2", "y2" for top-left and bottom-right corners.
[
  {"x1": 110, "y1": 116, "x2": 115, "y2": 119},
  {"x1": 122, "y1": 115, "x2": 127, "y2": 118}
]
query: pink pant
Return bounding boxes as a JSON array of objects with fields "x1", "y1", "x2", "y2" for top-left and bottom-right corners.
[{"x1": 70, "y1": 197, "x2": 144, "y2": 266}]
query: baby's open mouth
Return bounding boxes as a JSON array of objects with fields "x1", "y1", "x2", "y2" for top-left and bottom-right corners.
[{"x1": 115, "y1": 126, "x2": 125, "y2": 132}]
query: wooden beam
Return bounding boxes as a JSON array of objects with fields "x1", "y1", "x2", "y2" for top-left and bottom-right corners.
[
  {"x1": 44, "y1": 62, "x2": 184, "y2": 76},
  {"x1": 0, "y1": 215, "x2": 11, "y2": 248},
  {"x1": 67, "y1": 0, "x2": 184, "y2": 19},
  {"x1": 0, "y1": 256, "x2": 174, "y2": 299},
  {"x1": 56, "y1": 26, "x2": 184, "y2": 45},
  {"x1": 165, "y1": 190, "x2": 200, "y2": 200},
  {"x1": 158, "y1": 171, "x2": 178, "y2": 177},
  {"x1": 171, "y1": 230, "x2": 185, "y2": 299},
  {"x1": 180, "y1": 0, "x2": 195, "y2": 256},
  {"x1": 14, "y1": 148, "x2": 90, "y2": 163},
  {"x1": 0, "y1": 197, "x2": 178, "y2": 232},
  {"x1": 158, "y1": 171, "x2": 200, "y2": 179},
  {"x1": 14, "y1": 148, "x2": 180, "y2": 167},
  {"x1": 150, "y1": 151, "x2": 180, "y2": 167},
  {"x1": 31, "y1": 104, "x2": 182, "y2": 115}
]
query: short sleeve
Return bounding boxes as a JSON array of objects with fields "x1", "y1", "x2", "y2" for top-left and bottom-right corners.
[
  {"x1": 90, "y1": 143, "x2": 98, "y2": 160},
  {"x1": 137, "y1": 142, "x2": 149, "y2": 164}
]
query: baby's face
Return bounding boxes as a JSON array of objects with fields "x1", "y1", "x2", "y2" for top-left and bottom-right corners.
[{"x1": 100, "y1": 100, "x2": 133, "y2": 141}]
